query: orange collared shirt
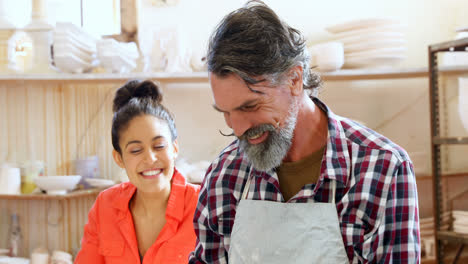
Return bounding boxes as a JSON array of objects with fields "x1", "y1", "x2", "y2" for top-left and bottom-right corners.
[{"x1": 75, "y1": 169, "x2": 200, "y2": 264}]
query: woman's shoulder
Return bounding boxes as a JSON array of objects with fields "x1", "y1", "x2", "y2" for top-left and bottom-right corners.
[
  {"x1": 95, "y1": 181, "x2": 136, "y2": 207},
  {"x1": 185, "y1": 182, "x2": 201, "y2": 201},
  {"x1": 173, "y1": 169, "x2": 200, "y2": 205}
]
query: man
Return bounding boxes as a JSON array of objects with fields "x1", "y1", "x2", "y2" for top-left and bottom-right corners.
[{"x1": 189, "y1": 1, "x2": 420, "y2": 263}]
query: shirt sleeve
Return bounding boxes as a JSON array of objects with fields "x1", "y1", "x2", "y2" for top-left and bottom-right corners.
[
  {"x1": 189, "y1": 163, "x2": 231, "y2": 264},
  {"x1": 74, "y1": 195, "x2": 105, "y2": 264},
  {"x1": 360, "y1": 160, "x2": 421, "y2": 263}
]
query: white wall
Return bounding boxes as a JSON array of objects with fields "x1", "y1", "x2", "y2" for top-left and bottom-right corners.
[
  {"x1": 138, "y1": 0, "x2": 468, "y2": 68},
  {"x1": 138, "y1": 0, "x2": 468, "y2": 173}
]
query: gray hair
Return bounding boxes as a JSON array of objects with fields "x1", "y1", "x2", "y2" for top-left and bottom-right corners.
[{"x1": 207, "y1": 0, "x2": 321, "y2": 95}]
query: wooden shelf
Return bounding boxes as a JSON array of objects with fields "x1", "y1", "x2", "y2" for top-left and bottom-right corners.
[
  {"x1": 437, "y1": 231, "x2": 468, "y2": 244},
  {"x1": 433, "y1": 137, "x2": 468, "y2": 145},
  {"x1": 0, "y1": 66, "x2": 467, "y2": 82},
  {"x1": 0, "y1": 188, "x2": 105, "y2": 200},
  {"x1": 0, "y1": 72, "x2": 209, "y2": 83}
]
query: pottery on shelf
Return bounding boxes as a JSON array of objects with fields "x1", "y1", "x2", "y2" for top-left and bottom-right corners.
[{"x1": 23, "y1": 0, "x2": 56, "y2": 73}]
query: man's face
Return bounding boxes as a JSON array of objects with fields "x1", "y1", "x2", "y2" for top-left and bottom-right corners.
[{"x1": 210, "y1": 73, "x2": 298, "y2": 171}]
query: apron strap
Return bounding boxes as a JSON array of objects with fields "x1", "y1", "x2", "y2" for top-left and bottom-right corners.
[
  {"x1": 241, "y1": 172, "x2": 253, "y2": 200},
  {"x1": 241, "y1": 171, "x2": 338, "y2": 203},
  {"x1": 331, "y1": 180, "x2": 336, "y2": 204}
]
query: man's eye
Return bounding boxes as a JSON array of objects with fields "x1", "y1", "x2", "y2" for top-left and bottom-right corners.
[
  {"x1": 130, "y1": 149, "x2": 141, "y2": 154},
  {"x1": 154, "y1": 145, "x2": 166, "y2": 150},
  {"x1": 243, "y1": 105, "x2": 257, "y2": 111}
]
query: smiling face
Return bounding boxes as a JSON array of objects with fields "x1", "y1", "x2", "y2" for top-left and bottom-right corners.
[
  {"x1": 112, "y1": 114, "x2": 178, "y2": 194},
  {"x1": 211, "y1": 72, "x2": 300, "y2": 171}
]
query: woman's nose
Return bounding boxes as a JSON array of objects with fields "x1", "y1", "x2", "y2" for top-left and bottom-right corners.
[{"x1": 144, "y1": 150, "x2": 157, "y2": 163}]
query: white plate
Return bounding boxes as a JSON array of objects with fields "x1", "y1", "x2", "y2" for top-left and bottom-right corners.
[
  {"x1": 85, "y1": 178, "x2": 115, "y2": 188},
  {"x1": 54, "y1": 31, "x2": 96, "y2": 53},
  {"x1": 54, "y1": 53, "x2": 93, "y2": 73},
  {"x1": 452, "y1": 210, "x2": 468, "y2": 218},
  {"x1": 326, "y1": 18, "x2": 401, "y2": 34},
  {"x1": 53, "y1": 43, "x2": 94, "y2": 63},
  {"x1": 453, "y1": 226, "x2": 468, "y2": 234},
  {"x1": 345, "y1": 47, "x2": 407, "y2": 59},
  {"x1": 331, "y1": 24, "x2": 405, "y2": 40},
  {"x1": 344, "y1": 39, "x2": 406, "y2": 53},
  {"x1": 343, "y1": 54, "x2": 405, "y2": 68},
  {"x1": 334, "y1": 32, "x2": 405, "y2": 46}
]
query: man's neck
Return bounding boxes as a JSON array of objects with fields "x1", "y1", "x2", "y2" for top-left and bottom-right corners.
[{"x1": 283, "y1": 96, "x2": 328, "y2": 162}]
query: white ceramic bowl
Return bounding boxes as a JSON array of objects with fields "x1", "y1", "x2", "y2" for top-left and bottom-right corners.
[{"x1": 34, "y1": 176, "x2": 81, "y2": 195}]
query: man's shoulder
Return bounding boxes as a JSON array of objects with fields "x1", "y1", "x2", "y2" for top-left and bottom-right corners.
[
  {"x1": 337, "y1": 116, "x2": 410, "y2": 163},
  {"x1": 202, "y1": 140, "x2": 250, "y2": 192}
]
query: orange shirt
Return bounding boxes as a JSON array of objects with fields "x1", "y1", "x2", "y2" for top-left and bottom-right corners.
[{"x1": 75, "y1": 169, "x2": 200, "y2": 264}]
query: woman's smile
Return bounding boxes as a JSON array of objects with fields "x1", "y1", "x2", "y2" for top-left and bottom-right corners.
[{"x1": 140, "y1": 168, "x2": 163, "y2": 179}]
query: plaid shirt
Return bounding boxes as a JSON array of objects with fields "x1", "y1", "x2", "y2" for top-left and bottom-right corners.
[{"x1": 189, "y1": 98, "x2": 420, "y2": 264}]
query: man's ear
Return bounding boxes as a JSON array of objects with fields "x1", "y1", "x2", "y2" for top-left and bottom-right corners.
[
  {"x1": 112, "y1": 150, "x2": 125, "y2": 169},
  {"x1": 289, "y1": 65, "x2": 303, "y2": 96}
]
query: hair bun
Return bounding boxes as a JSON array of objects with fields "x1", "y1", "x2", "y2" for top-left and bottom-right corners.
[{"x1": 113, "y1": 80, "x2": 163, "y2": 112}]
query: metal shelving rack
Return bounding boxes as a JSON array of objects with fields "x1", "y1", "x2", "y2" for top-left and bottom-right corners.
[{"x1": 429, "y1": 37, "x2": 468, "y2": 263}]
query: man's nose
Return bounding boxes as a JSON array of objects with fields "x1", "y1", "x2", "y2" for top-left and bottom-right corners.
[{"x1": 225, "y1": 112, "x2": 251, "y2": 138}]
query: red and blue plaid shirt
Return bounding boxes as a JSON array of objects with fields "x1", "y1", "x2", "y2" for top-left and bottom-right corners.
[{"x1": 189, "y1": 98, "x2": 420, "y2": 264}]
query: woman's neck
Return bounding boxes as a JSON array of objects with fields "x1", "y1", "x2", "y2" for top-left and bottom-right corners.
[{"x1": 131, "y1": 186, "x2": 171, "y2": 218}]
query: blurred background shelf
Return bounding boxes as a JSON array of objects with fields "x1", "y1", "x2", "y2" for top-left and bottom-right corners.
[
  {"x1": 0, "y1": 188, "x2": 103, "y2": 257},
  {"x1": 0, "y1": 188, "x2": 104, "y2": 200},
  {"x1": 1, "y1": 65, "x2": 468, "y2": 82}
]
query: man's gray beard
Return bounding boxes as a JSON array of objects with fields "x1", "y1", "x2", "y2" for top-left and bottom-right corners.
[{"x1": 238, "y1": 104, "x2": 298, "y2": 172}]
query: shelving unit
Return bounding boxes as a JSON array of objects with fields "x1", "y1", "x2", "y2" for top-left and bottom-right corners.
[
  {"x1": 0, "y1": 188, "x2": 103, "y2": 257},
  {"x1": 428, "y1": 37, "x2": 468, "y2": 264}
]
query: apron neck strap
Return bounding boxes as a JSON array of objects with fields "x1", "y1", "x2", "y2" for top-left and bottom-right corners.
[
  {"x1": 331, "y1": 180, "x2": 336, "y2": 204},
  {"x1": 241, "y1": 172, "x2": 253, "y2": 200},
  {"x1": 241, "y1": 171, "x2": 338, "y2": 204}
]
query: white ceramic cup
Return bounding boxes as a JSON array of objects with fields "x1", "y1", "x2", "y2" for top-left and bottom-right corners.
[
  {"x1": 309, "y1": 41, "x2": 344, "y2": 72},
  {"x1": 31, "y1": 252, "x2": 49, "y2": 264}
]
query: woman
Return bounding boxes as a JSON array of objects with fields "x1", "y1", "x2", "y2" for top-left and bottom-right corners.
[{"x1": 75, "y1": 80, "x2": 200, "y2": 264}]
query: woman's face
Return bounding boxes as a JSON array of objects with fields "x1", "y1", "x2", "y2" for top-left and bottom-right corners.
[{"x1": 113, "y1": 114, "x2": 178, "y2": 194}]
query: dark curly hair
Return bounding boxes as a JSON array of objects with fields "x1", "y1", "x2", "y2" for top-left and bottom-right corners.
[{"x1": 111, "y1": 80, "x2": 177, "y2": 154}]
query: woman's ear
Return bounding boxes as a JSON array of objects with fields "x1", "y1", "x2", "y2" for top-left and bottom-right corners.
[
  {"x1": 112, "y1": 150, "x2": 125, "y2": 169},
  {"x1": 172, "y1": 139, "x2": 179, "y2": 160}
]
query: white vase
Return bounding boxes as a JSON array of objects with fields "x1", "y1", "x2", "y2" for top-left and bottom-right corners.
[
  {"x1": 458, "y1": 77, "x2": 468, "y2": 133},
  {"x1": 24, "y1": 0, "x2": 56, "y2": 73},
  {"x1": 0, "y1": 0, "x2": 16, "y2": 73}
]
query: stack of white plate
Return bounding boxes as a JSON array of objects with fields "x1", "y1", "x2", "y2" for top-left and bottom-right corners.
[
  {"x1": 452, "y1": 210, "x2": 468, "y2": 234},
  {"x1": 326, "y1": 18, "x2": 407, "y2": 69},
  {"x1": 53, "y1": 22, "x2": 97, "y2": 73},
  {"x1": 97, "y1": 39, "x2": 139, "y2": 73},
  {"x1": 420, "y1": 212, "x2": 451, "y2": 238},
  {"x1": 419, "y1": 212, "x2": 451, "y2": 259}
]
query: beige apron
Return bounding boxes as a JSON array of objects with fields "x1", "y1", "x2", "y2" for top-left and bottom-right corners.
[{"x1": 228, "y1": 174, "x2": 349, "y2": 264}]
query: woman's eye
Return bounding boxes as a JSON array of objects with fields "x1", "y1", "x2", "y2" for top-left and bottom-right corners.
[
  {"x1": 130, "y1": 149, "x2": 141, "y2": 154},
  {"x1": 154, "y1": 145, "x2": 166, "y2": 150}
]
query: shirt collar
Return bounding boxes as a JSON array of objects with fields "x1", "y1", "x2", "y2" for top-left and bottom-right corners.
[
  {"x1": 313, "y1": 97, "x2": 351, "y2": 186},
  {"x1": 112, "y1": 168, "x2": 187, "y2": 224}
]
